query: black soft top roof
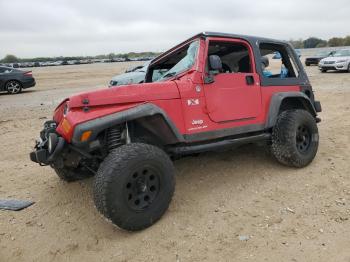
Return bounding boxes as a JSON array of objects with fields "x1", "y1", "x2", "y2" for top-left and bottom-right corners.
[
  {"x1": 152, "y1": 31, "x2": 288, "y2": 64},
  {"x1": 196, "y1": 32, "x2": 286, "y2": 44}
]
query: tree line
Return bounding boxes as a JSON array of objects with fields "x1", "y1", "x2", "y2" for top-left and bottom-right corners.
[
  {"x1": 2, "y1": 35, "x2": 350, "y2": 63},
  {"x1": 0, "y1": 51, "x2": 161, "y2": 64},
  {"x1": 289, "y1": 36, "x2": 350, "y2": 49}
]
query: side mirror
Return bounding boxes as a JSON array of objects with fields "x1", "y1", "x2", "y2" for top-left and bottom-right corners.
[
  {"x1": 204, "y1": 55, "x2": 222, "y2": 84},
  {"x1": 209, "y1": 55, "x2": 222, "y2": 71}
]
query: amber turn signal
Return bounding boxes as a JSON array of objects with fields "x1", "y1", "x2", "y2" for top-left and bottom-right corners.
[
  {"x1": 80, "y1": 130, "x2": 92, "y2": 142},
  {"x1": 61, "y1": 118, "x2": 71, "y2": 134}
]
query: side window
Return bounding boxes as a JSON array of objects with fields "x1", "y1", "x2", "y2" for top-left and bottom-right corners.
[
  {"x1": 259, "y1": 43, "x2": 300, "y2": 78},
  {"x1": 0, "y1": 67, "x2": 5, "y2": 73},
  {"x1": 207, "y1": 41, "x2": 252, "y2": 74}
]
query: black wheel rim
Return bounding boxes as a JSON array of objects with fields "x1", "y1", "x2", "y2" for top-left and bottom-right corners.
[
  {"x1": 124, "y1": 165, "x2": 160, "y2": 211},
  {"x1": 296, "y1": 125, "x2": 311, "y2": 153}
]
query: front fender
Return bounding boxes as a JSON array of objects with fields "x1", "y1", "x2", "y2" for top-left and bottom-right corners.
[{"x1": 71, "y1": 103, "x2": 184, "y2": 146}]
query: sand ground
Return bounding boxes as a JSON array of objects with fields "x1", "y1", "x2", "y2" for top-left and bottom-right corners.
[{"x1": 0, "y1": 61, "x2": 349, "y2": 262}]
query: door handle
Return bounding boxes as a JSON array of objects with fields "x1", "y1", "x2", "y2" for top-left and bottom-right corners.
[{"x1": 245, "y1": 75, "x2": 254, "y2": 85}]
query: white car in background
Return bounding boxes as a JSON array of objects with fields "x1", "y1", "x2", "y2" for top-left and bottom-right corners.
[{"x1": 318, "y1": 49, "x2": 350, "y2": 73}]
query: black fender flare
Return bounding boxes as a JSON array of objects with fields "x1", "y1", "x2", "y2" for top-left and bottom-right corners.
[
  {"x1": 266, "y1": 92, "x2": 317, "y2": 129},
  {"x1": 72, "y1": 103, "x2": 185, "y2": 146}
]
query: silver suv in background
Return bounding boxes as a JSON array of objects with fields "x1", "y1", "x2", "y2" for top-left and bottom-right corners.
[{"x1": 319, "y1": 49, "x2": 350, "y2": 73}]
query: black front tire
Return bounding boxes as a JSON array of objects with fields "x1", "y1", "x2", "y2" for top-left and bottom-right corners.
[
  {"x1": 93, "y1": 143, "x2": 175, "y2": 231},
  {"x1": 271, "y1": 109, "x2": 319, "y2": 168},
  {"x1": 320, "y1": 69, "x2": 327, "y2": 73}
]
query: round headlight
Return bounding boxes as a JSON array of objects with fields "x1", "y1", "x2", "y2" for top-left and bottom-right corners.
[
  {"x1": 63, "y1": 103, "x2": 69, "y2": 117},
  {"x1": 48, "y1": 133, "x2": 58, "y2": 154}
]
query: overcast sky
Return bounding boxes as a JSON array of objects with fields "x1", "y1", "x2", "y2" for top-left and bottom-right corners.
[{"x1": 1, "y1": 0, "x2": 349, "y2": 58}]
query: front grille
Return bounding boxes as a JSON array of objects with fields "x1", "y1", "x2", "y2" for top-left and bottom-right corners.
[
  {"x1": 324, "y1": 61, "x2": 335, "y2": 64},
  {"x1": 320, "y1": 66, "x2": 336, "y2": 70}
]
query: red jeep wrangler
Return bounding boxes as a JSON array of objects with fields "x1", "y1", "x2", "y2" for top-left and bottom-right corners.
[{"x1": 30, "y1": 32, "x2": 321, "y2": 231}]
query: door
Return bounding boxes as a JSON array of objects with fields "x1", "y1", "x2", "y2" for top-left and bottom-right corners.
[{"x1": 203, "y1": 39, "x2": 261, "y2": 123}]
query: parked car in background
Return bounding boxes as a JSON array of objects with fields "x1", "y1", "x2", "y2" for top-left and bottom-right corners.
[
  {"x1": 125, "y1": 63, "x2": 146, "y2": 73},
  {"x1": 46, "y1": 61, "x2": 57, "y2": 66},
  {"x1": 273, "y1": 49, "x2": 301, "y2": 59},
  {"x1": 109, "y1": 61, "x2": 151, "y2": 87},
  {"x1": 52, "y1": 61, "x2": 63, "y2": 66},
  {"x1": 318, "y1": 49, "x2": 350, "y2": 73},
  {"x1": 0, "y1": 66, "x2": 36, "y2": 94},
  {"x1": 305, "y1": 50, "x2": 335, "y2": 66}
]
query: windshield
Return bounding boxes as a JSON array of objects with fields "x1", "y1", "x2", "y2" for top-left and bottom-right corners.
[
  {"x1": 333, "y1": 50, "x2": 350, "y2": 57},
  {"x1": 157, "y1": 40, "x2": 199, "y2": 81},
  {"x1": 316, "y1": 51, "x2": 330, "y2": 57}
]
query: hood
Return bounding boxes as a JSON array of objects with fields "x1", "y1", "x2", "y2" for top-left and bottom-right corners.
[
  {"x1": 321, "y1": 56, "x2": 350, "y2": 62},
  {"x1": 68, "y1": 81, "x2": 180, "y2": 108},
  {"x1": 110, "y1": 71, "x2": 146, "y2": 86}
]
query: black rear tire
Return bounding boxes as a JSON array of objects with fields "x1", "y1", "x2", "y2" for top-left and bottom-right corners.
[
  {"x1": 93, "y1": 143, "x2": 175, "y2": 231},
  {"x1": 271, "y1": 109, "x2": 319, "y2": 168}
]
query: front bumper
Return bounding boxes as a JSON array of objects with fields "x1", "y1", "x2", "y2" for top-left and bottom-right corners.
[
  {"x1": 30, "y1": 121, "x2": 65, "y2": 165},
  {"x1": 319, "y1": 62, "x2": 348, "y2": 71},
  {"x1": 305, "y1": 58, "x2": 320, "y2": 65}
]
